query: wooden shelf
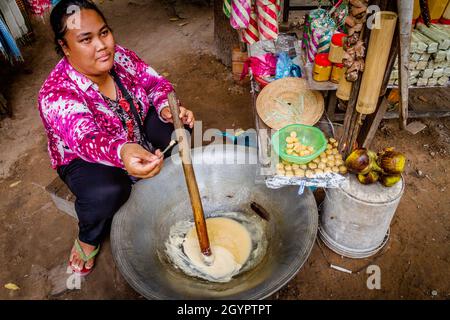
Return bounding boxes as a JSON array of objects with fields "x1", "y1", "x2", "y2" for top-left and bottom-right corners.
[{"x1": 303, "y1": 63, "x2": 338, "y2": 91}]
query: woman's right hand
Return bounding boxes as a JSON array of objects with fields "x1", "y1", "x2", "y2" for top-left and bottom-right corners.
[{"x1": 120, "y1": 143, "x2": 163, "y2": 179}]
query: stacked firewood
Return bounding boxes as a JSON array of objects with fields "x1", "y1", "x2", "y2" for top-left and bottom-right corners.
[{"x1": 389, "y1": 24, "x2": 450, "y2": 87}]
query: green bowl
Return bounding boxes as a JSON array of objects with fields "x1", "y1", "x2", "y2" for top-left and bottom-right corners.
[{"x1": 272, "y1": 124, "x2": 327, "y2": 164}]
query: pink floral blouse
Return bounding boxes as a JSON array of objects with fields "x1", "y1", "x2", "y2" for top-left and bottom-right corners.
[{"x1": 38, "y1": 44, "x2": 174, "y2": 169}]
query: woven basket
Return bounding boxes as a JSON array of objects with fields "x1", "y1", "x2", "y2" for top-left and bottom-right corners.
[{"x1": 256, "y1": 77, "x2": 324, "y2": 129}]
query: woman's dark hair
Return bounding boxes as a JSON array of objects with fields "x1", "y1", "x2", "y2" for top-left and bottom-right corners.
[{"x1": 50, "y1": 0, "x2": 109, "y2": 56}]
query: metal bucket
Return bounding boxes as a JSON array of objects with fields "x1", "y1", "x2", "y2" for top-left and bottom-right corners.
[
  {"x1": 319, "y1": 174, "x2": 405, "y2": 259},
  {"x1": 111, "y1": 145, "x2": 318, "y2": 299}
]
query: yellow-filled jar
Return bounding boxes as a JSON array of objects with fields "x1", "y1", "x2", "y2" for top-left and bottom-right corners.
[
  {"x1": 313, "y1": 53, "x2": 332, "y2": 82},
  {"x1": 329, "y1": 33, "x2": 346, "y2": 64},
  {"x1": 336, "y1": 68, "x2": 352, "y2": 101},
  {"x1": 331, "y1": 63, "x2": 345, "y2": 83}
]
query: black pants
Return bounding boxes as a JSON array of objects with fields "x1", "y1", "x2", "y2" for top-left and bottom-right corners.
[{"x1": 57, "y1": 108, "x2": 178, "y2": 246}]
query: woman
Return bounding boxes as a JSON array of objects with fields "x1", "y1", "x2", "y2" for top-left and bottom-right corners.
[{"x1": 38, "y1": 0, "x2": 195, "y2": 276}]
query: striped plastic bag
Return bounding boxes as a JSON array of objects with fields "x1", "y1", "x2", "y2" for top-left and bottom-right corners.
[
  {"x1": 256, "y1": 0, "x2": 279, "y2": 41},
  {"x1": 230, "y1": 0, "x2": 251, "y2": 29},
  {"x1": 241, "y1": 5, "x2": 259, "y2": 44},
  {"x1": 223, "y1": 0, "x2": 231, "y2": 18}
]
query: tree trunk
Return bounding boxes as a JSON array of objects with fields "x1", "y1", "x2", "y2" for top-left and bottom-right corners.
[{"x1": 214, "y1": 0, "x2": 240, "y2": 67}]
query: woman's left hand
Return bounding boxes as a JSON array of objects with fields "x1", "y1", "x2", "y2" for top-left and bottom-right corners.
[{"x1": 160, "y1": 105, "x2": 195, "y2": 128}]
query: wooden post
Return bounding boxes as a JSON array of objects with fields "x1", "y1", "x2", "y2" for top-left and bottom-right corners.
[
  {"x1": 397, "y1": 0, "x2": 414, "y2": 129},
  {"x1": 339, "y1": 80, "x2": 363, "y2": 157},
  {"x1": 381, "y1": 27, "x2": 400, "y2": 97},
  {"x1": 168, "y1": 92, "x2": 212, "y2": 260},
  {"x1": 349, "y1": 112, "x2": 363, "y2": 153}
]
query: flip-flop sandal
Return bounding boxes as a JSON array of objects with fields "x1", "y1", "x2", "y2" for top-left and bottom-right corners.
[{"x1": 69, "y1": 239, "x2": 100, "y2": 277}]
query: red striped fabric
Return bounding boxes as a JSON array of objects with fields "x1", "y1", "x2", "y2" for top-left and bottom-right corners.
[
  {"x1": 256, "y1": 0, "x2": 278, "y2": 41},
  {"x1": 242, "y1": 7, "x2": 259, "y2": 44}
]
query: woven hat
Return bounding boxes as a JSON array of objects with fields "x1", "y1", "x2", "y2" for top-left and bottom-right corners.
[{"x1": 256, "y1": 77, "x2": 324, "y2": 129}]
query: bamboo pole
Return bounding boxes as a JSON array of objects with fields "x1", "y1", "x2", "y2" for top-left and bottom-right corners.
[
  {"x1": 168, "y1": 92, "x2": 213, "y2": 263},
  {"x1": 357, "y1": 22, "x2": 400, "y2": 148},
  {"x1": 397, "y1": 0, "x2": 414, "y2": 129},
  {"x1": 356, "y1": 11, "x2": 398, "y2": 115},
  {"x1": 344, "y1": 10, "x2": 398, "y2": 155},
  {"x1": 357, "y1": 26, "x2": 400, "y2": 148}
]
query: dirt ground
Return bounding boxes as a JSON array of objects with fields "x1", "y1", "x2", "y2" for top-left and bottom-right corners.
[{"x1": 0, "y1": 0, "x2": 449, "y2": 300}]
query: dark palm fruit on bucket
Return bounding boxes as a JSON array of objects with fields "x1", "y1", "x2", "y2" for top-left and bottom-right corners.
[
  {"x1": 357, "y1": 170, "x2": 380, "y2": 185},
  {"x1": 345, "y1": 148, "x2": 373, "y2": 175},
  {"x1": 367, "y1": 150, "x2": 383, "y2": 172},
  {"x1": 380, "y1": 174, "x2": 402, "y2": 187},
  {"x1": 377, "y1": 147, "x2": 406, "y2": 175}
]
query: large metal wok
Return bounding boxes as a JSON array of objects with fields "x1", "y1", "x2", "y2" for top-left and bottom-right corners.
[{"x1": 111, "y1": 145, "x2": 318, "y2": 299}]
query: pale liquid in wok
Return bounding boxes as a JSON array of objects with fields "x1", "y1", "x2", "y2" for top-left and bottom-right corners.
[
  {"x1": 165, "y1": 212, "x2": 267, "y2": 283},
  {"x1": 183, "y1": 217, "x2": 252, "y2": 280}
]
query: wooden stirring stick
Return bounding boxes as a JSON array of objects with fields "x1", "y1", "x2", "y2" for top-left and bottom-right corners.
[{"x1": 167, "y1": 92, "x2": 214, "y2": 265}]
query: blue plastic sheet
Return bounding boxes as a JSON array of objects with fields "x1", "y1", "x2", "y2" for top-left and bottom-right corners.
[{"x1": 275, "y1": 52, "x2": 302, "y2": 80}]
